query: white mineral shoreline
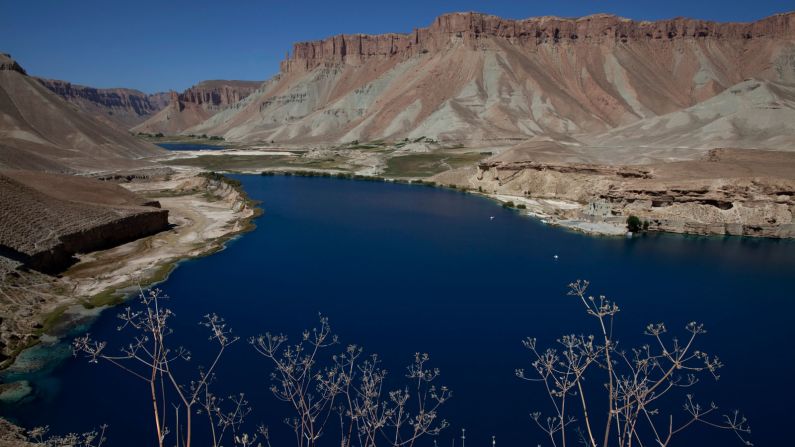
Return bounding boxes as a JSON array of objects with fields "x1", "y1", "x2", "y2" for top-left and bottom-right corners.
[
  {"x1": 489, "y1": 194, "x2": 628, "y2": 236},
  {"x1": 65, "y1": 168, "x2": 257, "y2": 298}
]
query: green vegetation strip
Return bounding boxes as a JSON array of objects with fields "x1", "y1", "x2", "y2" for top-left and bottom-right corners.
[{"x1": 383, "y1": 152, "x2": 485, "y2": 178}]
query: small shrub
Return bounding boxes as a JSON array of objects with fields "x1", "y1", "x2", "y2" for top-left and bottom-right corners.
[
  {"x1": 627, "y1": 215, "x2": 642, "y2": 232},
  {"x1": 200, "y1": 171, "x2": 241, "y2": 188}
]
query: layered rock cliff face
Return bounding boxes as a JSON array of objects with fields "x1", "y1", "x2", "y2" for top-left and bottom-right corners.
[
  {"x1": 466, "y1": 148, "x2": 795, "y2": 238},
  {"x1": 0, "y1": 170, "x2": 169, "y2": 273},
  {"x1": 132, "y1": 80, "x2": 262, "y2": 135},
  {"x1": 189, "y1": 12, "x2": 795, "y2": 147},
  {"x1": 181, "y1": 80, "x2": 262, "y2": 110},
  {"x1": 0, "y1": 169, "x2": 171, "y2": 363},
  {"x1": 37, "y1": 78, "x2": 170, "y2": 129},
  {"x1": 282, "y1": 13, "x2": 795, "y2": 72}
]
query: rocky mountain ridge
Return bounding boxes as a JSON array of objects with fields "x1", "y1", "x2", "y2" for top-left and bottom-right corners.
[
  {"x1": 186, "y1": 11, "x2": 795, "y2": 149},
  {"x1": 0, "y1": 53, "x2": 165, "y2": 172},
  {"x1": 180, "y1": 79, "x2": 263, "y2": 110},
  {"x1": 282, "y1": 12, "x2": 795, "y2": 72},
  {"x1": 131, "y1": 79, "x2": 262, "y2": 135},
  {"x1": 0, "y1": 53, "x2": 25, "y2": 74},
  {"x1": 36, "y1": 78, "x2": 170, "y2": 129}
]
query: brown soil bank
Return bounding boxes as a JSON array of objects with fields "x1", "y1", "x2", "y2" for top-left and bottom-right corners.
[{"x1": 0, "y1": 170, "x2": 169, "y2": 273}]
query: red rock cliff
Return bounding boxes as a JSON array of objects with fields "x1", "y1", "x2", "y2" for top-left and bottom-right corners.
[
  {"x1": 281, "y1": 11, "x2": 795, "y2": 72},
  {"x1": 177, "y1": 80, "x2": 262, "y2": 110}
]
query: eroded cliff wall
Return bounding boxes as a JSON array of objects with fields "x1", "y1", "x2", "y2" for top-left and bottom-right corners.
[
  {"x1": 0, "y1": 171, "x2": 169, "y2": 273},
  {"x1": 191, "y1": 11, "x2": 795, "y2": 145},
  {"x1": 132, "y1": 80, "x2": 262, "y2": 135}
]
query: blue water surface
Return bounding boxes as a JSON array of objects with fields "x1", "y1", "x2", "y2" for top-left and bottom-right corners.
[
  {"x1": 156, "y1": 143, "x2": 226, "y2": 151},
  {"x1": 2, "y1": 175, "x2": 794, "y2": 446}
]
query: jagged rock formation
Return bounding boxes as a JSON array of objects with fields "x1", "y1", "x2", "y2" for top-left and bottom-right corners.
[
  {"x1": 188, "y1": 11, "x2": 795, "y2": 149},
  {"x1": 0, "y1": 170, "x2": 169, "y2": 273},
  {"x1": 0, "y1": 53, "x2": 165, "y2": 172},
  {"x1": 132, "y1": 80, "x2": 262, "y2": 135},
  {"x1": 0, "y1": 53, "x2": 26, "y2": 74},
  {"x1": 181, "y1": 80, "x2": 262, "y2": 109},
  {"x1": 36, "y1": 78, "x2": 170, "y2": 129}
]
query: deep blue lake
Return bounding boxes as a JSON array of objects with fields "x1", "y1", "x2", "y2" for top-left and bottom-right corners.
[
  {"x1": 2, "y1": 175, "x2": 794, "y2": 446},
  {"x1": 156, "y1": 142, "x2": 226, "y2": 151}
]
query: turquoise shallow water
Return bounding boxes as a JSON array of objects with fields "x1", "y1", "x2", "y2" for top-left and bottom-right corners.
[{"x1": 2, "y1": 175, "x2": 794, "y2": 445}]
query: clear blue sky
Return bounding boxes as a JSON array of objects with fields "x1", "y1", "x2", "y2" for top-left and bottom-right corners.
[{"x1": 1, "y1": 0, "x2": 793, "y2": 93}]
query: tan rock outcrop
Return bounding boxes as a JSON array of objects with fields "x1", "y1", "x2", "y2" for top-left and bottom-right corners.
[{"x1": 467, "y1": 148, "x2": 795, "y2": 238}]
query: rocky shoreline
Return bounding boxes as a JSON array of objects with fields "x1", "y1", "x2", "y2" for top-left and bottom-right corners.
[
  {"x1": 431, "y1": 148, "x2": 795, "y2": 239},
  {"x1": 0, "y1": 169, "x2": 259, "y2": 374}
]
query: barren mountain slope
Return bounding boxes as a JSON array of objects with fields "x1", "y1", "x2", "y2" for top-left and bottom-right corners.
[
  {"x1": 0, "y1": 54, "x2": 165, "y2": 172},
  {"x1": 132, "y1": 80, "x2": 262, "y2": 135},
  {"x1": 492, "y1": 80, "x2": 795, "y2": 165},
  {"x1": 583, "y1": 79, "x2": 795, "y2": 151},
  {"x1": 190, "y1": 12, "x2": 795, "y2": 146},
  {"x1": 36, "y1": 78, "x2": 170, "y2": 129}
]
